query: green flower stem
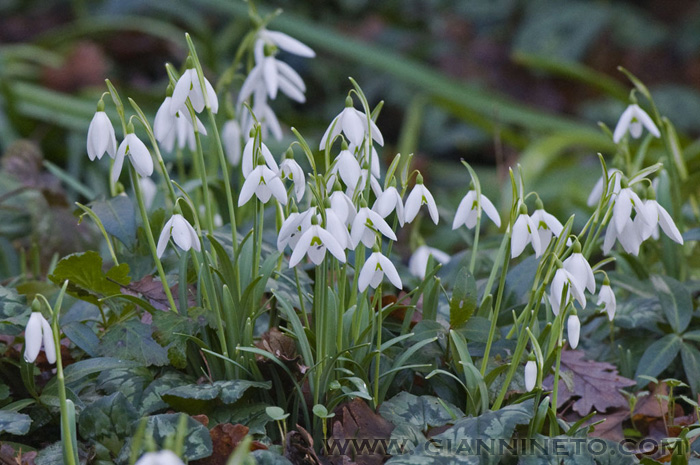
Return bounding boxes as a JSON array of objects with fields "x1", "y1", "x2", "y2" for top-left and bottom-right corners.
[
  {"x1": 313, "y1": 259, "x2": 328, "y2": 406},
  {"x1": 336, "y1": 261, "x2": 347, "y2": 355},
  {"x1": 479, "y1": 232, "x2": 511, "y2": 375},
  {"x1": 75, "y1": 202, "x2": 119, "y2": 265},
  {"x1": 51, "y1": 281, "x2": 79, "y2": 465},
  {"x1": 252, "y1": 198, "x2": 263, "y2": 280},
  {"x1": 372, "y1": 283, "x2": 383, "y2": 406},
  {"x1": 189, "y1": 109, "x2": 216, "y2": 234},
  {"x1": 130, "y1": 167, "x2": 178, "y2": 314}
]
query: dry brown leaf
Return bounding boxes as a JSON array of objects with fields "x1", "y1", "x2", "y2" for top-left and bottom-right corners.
[
  {"x1": 543, "y1": 349, "x2": 636, "y2": 415},
  {"x1": 285, "y1": 425, "x2": 321, "y2": 465},
  {"x1": 122, "y1": 275, "x2": 196, "y2": 312},
  {"x1": 328, "y1": 398, "x2": 394, "y2": 465},
  {"x1": 192, "y1": 423, "x2": 267, "y2": 465}
]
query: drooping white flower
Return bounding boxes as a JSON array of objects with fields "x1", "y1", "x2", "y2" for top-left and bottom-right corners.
[
  {"x1": 241, "y1": 136, "x2": 278, "y2": 177},
  {"x1": 24, "y1": 312, "x2": 56, "y2": 364},
  {"x1": 373, "y1": 185, "x2": 404, "y2": 227},
  {"x1": 277, "y1": 209, "x2": 313, "y2": 252},
  {"x1": 562, "y1": 245, "x2": 595, "y2": 294},
  {"x1": 640, "y1": 197, "x2": 684, "y2": 244},
  {"x1": 134, "y1": 450, "x2": 185, "y2": 465},
  {"x1": 279, "y1": 157, "x2": 306, "y2": 202},
  {"x1": 452, "y1": 189, "x2": 501, "y2": 230},
  {"x1": 597, "y1": 280, "x2": 616, "y2": 321},
  {"x1": 612, "y1": 104, "x2": 660, "y2": 143},
  {"x1": 112, "y1": 130, "x2": 154, "y2": 184},
  {"x1": 257, "y1": 28, "x2": 316, "y2": 58},
  {"x1": 329, "y1": 190, "x2": 356, "y2": 225},
  {"x1": 612, "y1": 186, "x2": 652, "y2": 235},
  {"x1": 330, "y1": 148, "x2": 362, "y2": 191},
  {"x1": 351, "y1": 207, "x2": 397, "y2": 249},
  {"x1": 602, "y1": 215, "x2": 645, "y2": 256},
  {"x1": 524, "y1": 359, "x2": 537, "y2": 392},
  {"x1": 408, "y1": 245, "x2": 451, "y2": 279},
  {"x1": 358, "y1": 251, "x2": 402, "y2": 292},
  {"x1": 587, "y1": 169, "x2": 622, "y2": 207},
  {"x1": 240, "y1": 98, "x2": 283, "y2": 142},
  {"x1": 289, "y1": 223, "x2": 346, "y2": 267},
  {"x1": 154, "y1": 94, "x2": 207, "y2": 153},
  {"x1": 156, "y1": 214, "x2": 201, "y2": 257},
  {"x1": 170, "y1": 62, "x2": 218, "y2": 114},
  {"x1": 243, "y1": 43, "x2": 307, "y2": 103},
  {"x1": 222, "y1": 119, "x2": 242, "y2": 166},
  {"x1": 549, "y1": 264, "x2": 586, "y2": 316},
  {"x1": 530, "y1": 203, "x2": 564, "y2": 251},
  {"x1": 404, "y1": 175, "x2": 439, "y2": 225},
  {"x1": 567, "y1": 314, "x2": 581, "y2": 349},
  {"x1": 139, "y1": 177, "x2": 157, "y2": 210},
  {"x1": 319, "y1": 97, "x2": 384, "y2": 149},
  {"x1": 238, "y1": 163, "x2": 287, "y2": 206},
  {"x1": 511, "y1": 206, "x2": 542, "y2": 259},
  {"x1": 349, "y1": 142, "x2": 381, "y2": 179},
  {"x1": 87, "y1": 107, "x2": 117, "y2": 161}
]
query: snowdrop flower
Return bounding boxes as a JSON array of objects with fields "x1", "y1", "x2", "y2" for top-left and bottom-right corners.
[
  {"x1": 154, "y1": 89, "x2": 207, "y2": 152},
  {"x1": 452, "y1": 187, "x2": 500, "y2": 230},
  {"x1": 612, "y1": 184, "x2": 651, "y2": 236},
  {"x1": 241, "y1": 135, "x2": 278, "y2": 177},
  {"x1": 319, "y1": 97, "x2": 384, "y2": 149},
  {"x1": 170, "y1": 58, "x2": 218, "y2": 114},
  {"x1": 139, "y1": 177, "x2": 157, "y2": 210},
  {"x1": 602, "y1": 216, "x2": 645, "y2": 256},
  {"x1": 524, "y1": 358, "x2": 537, "y2": 392},
  {"x1": 597, "y1": 279, "x2": 617, "y2": 321},
  {"x1": 562, "y1": 242, "x2": 595, "y2": 294},
  {"x1": 404, "y1": 175, "x2": 439, "y2": 225},
  {"x1": 238, "y1": 159, "x2": 287, "y2": 206},
  {"x1": 24, "y1": 311, "x2": 56, "y2": 364},
  {"x1": 257, "y1": 28, "x2": 316, "y2": 58},
  {"x1": 351, "y1": 206, "x2": 397, "y2": 248},
  {"x1": 134, "y1": 450, "x2": 185, "y2": 465},
  {"x1": 530, "y1": 201, "x2": 564, "y2": 250},
  {"x1": 289, "y1": 220, "x2": 346, "y2": 267},
  {"x1": 323, "y1": 204, "x2": 352, "y2": 250},
  {"x1": 87, "y1": 102, "x2": 116, "y2": 161},
  {"x1": 511, "y1": 205, "x2": 542, "y2": 259},
  {"x1": 350, "y1": 142, "x2": 381, "y2": 179},
  {"x1": 373, "y1": 184, "x2": 404, "y2": 227},
  {"x1": 549, "y1": 262, "x2": 586, "y2": 316},
  {"x1": 567, "y1": 313, "x2": 581, "y2": 349},
  {"x1": 243, "y1": 44, "x2": 307, "y2": 103},
  {"x1": 277, "y1": 208, "x2": 312, "y2": 252},
  {"x1": 408, "y1": 245, "x2": 450, "y2": 279},
  {"x1": 112, "y1": 126, "x2": 154, "y2": 184},
  {"x1": 156, "y1": 214, "x2": 201, "y2": 257},
  {"x1": 587, "y1": 169, "x2": 622, "y2": 207},
  {"x1": 640, "y1": 189, "x2": 683, "y2": 244},
  {"x1": 279, "y1": 152, "x2": 306, "y2": 202},
  {"x1": 330, "y1": 147, "x2": 362, "y2": 191},
  {"x1": 358, "y1": 250, "x2": 402, "y2": 292},
  {"x1": 612, "y1": 104, "x2": 660, "y2": 143},
  {"x1": 240, "y1": 99, "x2": 283, "y2": 142},
  {"x1": 330, "y1": 189, "x2": 356, "y2": 225},
  {"x1": 222, "y1": 119, "x2": 242, "y2": 166}
]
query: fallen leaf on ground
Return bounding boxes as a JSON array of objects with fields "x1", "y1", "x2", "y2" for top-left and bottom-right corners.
[{"x1": 328, "y1": 398, "x2": 394, "y2": 465}]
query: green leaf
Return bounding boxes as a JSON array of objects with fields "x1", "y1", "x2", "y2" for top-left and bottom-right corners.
[
  {"x1": 79, "y1": 392, "x2": 138, "y2": 443},
  {"x1": 42, "y1": 357, "x2": 141, "y2": 396},
  {"x1": 651, "y1": 275, "x2": 692, "y2": 334},
  {"x1": 681, "y1": 343, "x2": 700, "y2": 397},
  {"x1": 450, "y1": 268, "x2": 477, "y2": 329},
  {"x1": 379, "y1": 392, "x2": 464, "y2": 432},
  {"x1": 49, "y1": 251, "x2": 130, "y2": 306},
  {"x1": 62, "y1": 321, "x2": 99, "y2": 357},
  {"x1": 386, "y1": 399, "x2": 534, "y2": 465},
  {"x1": 162, "y1": 380, "x2": 271, "y2": 414},
  {"x1": 141, "y1": 413, "x2": 212, "y2": 461},
  {"x1": 0, "y1": 410, "x2": 31, "y2": 435},
  {"x1": 90, "y1": 196, "x2": 136, "y2": 248},
  {"x1": 139, "y1": 370, "x2": 193, "y2": 416},
  {"x1": 99, "y1": 320, "x2": 169, "y2": 367},
  {"x1": 251, "y1": 450, "x2": 294, "y2": 465},
  {"x1": 97, "y1": 367, "x2": 154, "y2": 408},
  {"x1": 152, "y1": 308, "x2": 208, "y2": 369},
  {"x1": 635, "y1": 334, "x2": 682, "y2": 388},
  {"x1": 0, "y1": 285, "x2": 29, "y2": 335}
]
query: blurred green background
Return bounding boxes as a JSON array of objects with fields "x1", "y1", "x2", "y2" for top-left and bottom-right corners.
[{"x1": 1, "y1": 0, "x2": 700, "y2": 276}]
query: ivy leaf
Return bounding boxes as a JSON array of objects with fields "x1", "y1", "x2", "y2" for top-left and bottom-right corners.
[
  {"x1": 139, "y1": 370, "x2": 194, "y2": 416},
  {"x1": 99, "y1": 320, "x2": 169, "y2": 367},
  {"x1": 449, "y1": 268, "x2": 477, "y2": 329},
  {"x1": 140, "y1": 414, "x2": 212, "y2": 461},
  {"x1": 79, "y1": 392, "x2": 138, "y2": 453},
  {"x1": 0, "y1": 285, "x2": 29, "y2": 335},
  {"x1": 97, "y1": 367, "x2": 154, "y2": 408},
  {"x1": 0, "y1": 410, "x2": 31, "y2": 435},
  {"x1": 162, "y1": 380, "x2": 271, "y2": 414},
  {"x1": 49, "y1": 251, "x2": 130, "y2": 306},
  {"x1": 379, "y1": 392, "x2": 464, "y2": 432},
  {"x1": 543, "y1": 350, "x2": 636, "y2": 415},
  {"x1": 90, "y1": 195, "x2": 136, "y2": 248}
]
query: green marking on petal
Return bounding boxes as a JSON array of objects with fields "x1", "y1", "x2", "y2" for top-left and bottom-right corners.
[{"x1": 311, "y1": 236, "x2": 322, "y2": 246}]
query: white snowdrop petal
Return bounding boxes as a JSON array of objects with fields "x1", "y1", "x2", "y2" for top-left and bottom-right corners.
[
  {"x1": 657, "y1": 204, "x2": 684, "y2": 244},
  {"x1": 612, "y1": 105, "x2": 635, "y2": 143},
  {"x1": 41, "y1": 318, "x2": 56, "y2": 364},
  {"x1": 265, "y1": 30, "x2": 316, "y2": 58},
  {"x1": 24, "y1": 313, "x2": 43, "y2": 363},
  {"x1": 156, "y1": 217, "x2": 175, "y2": 258},
  {"x1": 171, "y1": 72, "x2": 193, "y2": 115}
]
